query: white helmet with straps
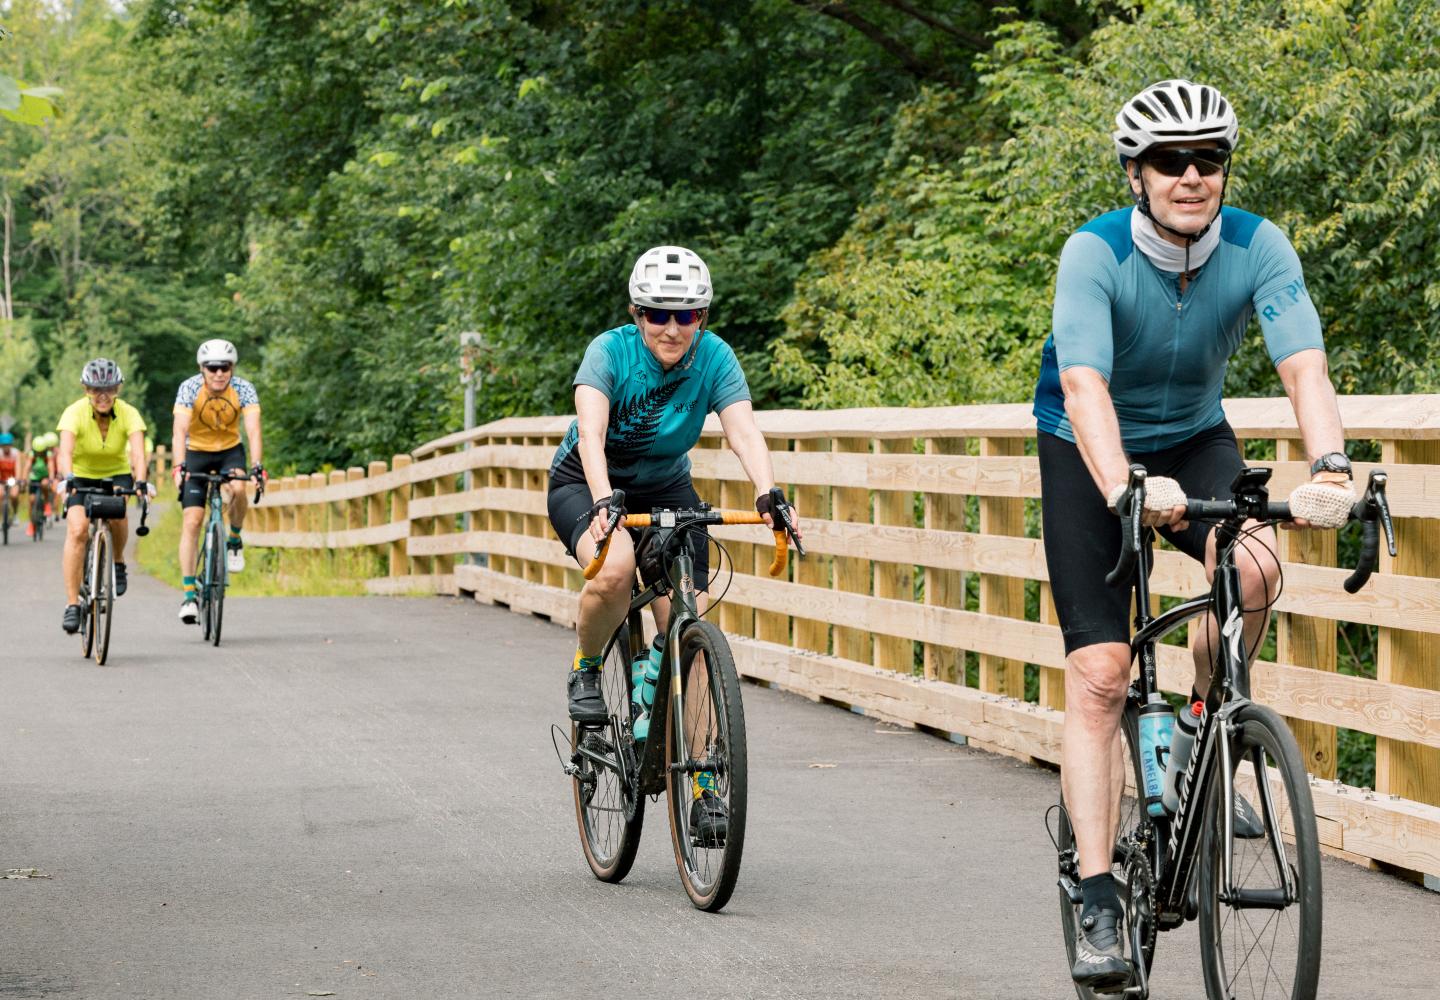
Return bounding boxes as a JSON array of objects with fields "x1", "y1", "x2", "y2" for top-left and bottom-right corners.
[
  {"x1": 628, "y1": 246, "x2": 712, "y2": 309},
  {"x1": 196, "y1": 339, "x2": 239, "y2": 366},
  {"x1": 1113, "y1": 80, "x2": 1238, "y2": 162}
]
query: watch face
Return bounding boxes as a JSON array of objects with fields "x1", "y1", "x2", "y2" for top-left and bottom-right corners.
[{"x1": 1315, "y1": 452, "x2": 1351, "y2": 474}]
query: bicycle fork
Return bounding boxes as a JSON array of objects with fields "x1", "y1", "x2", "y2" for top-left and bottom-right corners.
[{"x1": 1215, "y1": 714, "x2": 1296, "y2": 910}]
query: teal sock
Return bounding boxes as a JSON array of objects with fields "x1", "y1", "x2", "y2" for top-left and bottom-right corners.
[
  {"x1": 183, "y1": 575, "x2": 197, "y2": 600},
  {"x1": 229, "y1": 524, "x2": 242, "y2": 540}
]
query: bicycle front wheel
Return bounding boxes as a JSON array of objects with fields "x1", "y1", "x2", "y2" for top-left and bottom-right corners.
[
  {"x1": 665, "y1": 620, "x2": 747, "y2": 912},
  {"x1": 2, "y1": 497, "x2": 9, "y2": 544},
  {"x1": 92, "y1": 526, "x2": 114, "y2": 665},
  {"x1": 1055, "y1": 706, "x2": 1157, "y2": 998},
  {"x1": 208, "y1": 519, "x2": 226, "y2": 647},
  {"x1": 1199, "y1": 702, "x2": 1321, "y2": 1000},
  {"x1": 79, "y1": 539, "x2": 95, "y2": 659},
  {"x1": 572, "y1": 627, "x2": 644, "y2": 882}
]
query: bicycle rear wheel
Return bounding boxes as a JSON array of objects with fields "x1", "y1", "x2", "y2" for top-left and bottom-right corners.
[
  {"x1": 2, "y1": 496, "x2": 9, "y2": 544},
  {"x1": 1198, "y1": 702, "x2": 1321, "y2": 1000},
  {"x1": 31, "y1": 500, "x2": 43, "y2": 541},
  {"x1": 1054, "y1": 704, "x2": 1157, "y2": 998},
  {"x1": 208, "y1": 520, "x2": 226, "y2": 646},
  {"x1": 572, "y1": 626, "x2": 644, "y2": 882},
  {"x1": 92, "y1": 526, "x2": 114, "y2": 665},
  {"x1": 665, "y1": 619, "x2": 747, "y2": 912}
]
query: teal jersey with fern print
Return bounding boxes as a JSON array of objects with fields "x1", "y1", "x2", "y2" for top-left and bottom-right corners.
[{"x1": 549, "y1": 324, "x2": 751, "y2": 489}]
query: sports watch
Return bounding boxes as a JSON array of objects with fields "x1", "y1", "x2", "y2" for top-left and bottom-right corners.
[{"x1": 1309, "y1": 452, "x2": 1352, "y2": 477}]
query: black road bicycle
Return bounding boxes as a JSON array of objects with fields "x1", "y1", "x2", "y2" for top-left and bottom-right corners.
[
  {"x1": 557, "y1": 487, "x2": 803, "y2": 911},
  {"x1": 1, "y1": 477, "x2": 14, "y2": 544},
  {"x1": 29, "y1": 479, "x2": 50, "y2": 541},
  {"x1": 1050, "y1": 465, "x2": 1395, "y2": 999},
  {"x1": 71, "y1": 481, "x2": 151, "y2": 666},
  {"x1": 182, "y1": 469, "x2": 263, "y2": 647}
]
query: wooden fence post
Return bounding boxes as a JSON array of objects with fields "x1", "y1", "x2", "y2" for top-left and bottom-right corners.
[
  {"x1": 794, "y1": 439, "x2": 830, "y2": 655},
  {"x1": 1276, "y1": 437, "x2": 1338, "y2": 778},
  {"x1": 720, "y1": 456, "x2": 755, "y2": 640},
  {"x1": 924, "y1": 436, "x2": 966, "y2": 684},
  {"x1": 754, "y1": 436, "x2": 793, "y2": 647},
  {"x1": 1376, "y1": 437, "x2": 1440, "y2": 805},
  {"x1": 978, "y1": 436, "x2": 1025, "y2": 698},
  {"x1": 874, "y1": 437, "x2": 915, "y2": 673},
  {"x1": 390, "y1": 454, "x2": 412, "y2": 579},
  {"x1": 832, "y1": 437, "x2": 872, "y2": 664}
]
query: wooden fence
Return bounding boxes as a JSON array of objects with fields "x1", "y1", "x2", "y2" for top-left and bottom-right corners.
[{"x1": 246, "y1": 395, "x2": 1440, "y2": 882}]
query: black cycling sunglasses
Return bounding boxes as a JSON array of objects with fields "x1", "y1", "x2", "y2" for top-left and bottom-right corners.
[
  {"x1": 1144, "y1": 147, "x2": 1230, "y2": 178},
  {"x1": 203, "y1": 363, "x2": 233, "y2": 373},
  {"x1": 639, "y1": 307, "x2": 701, "y2": 326}
]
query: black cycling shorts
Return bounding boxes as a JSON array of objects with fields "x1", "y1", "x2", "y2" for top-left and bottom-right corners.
[
  {"x1": 182, "y1": 444, "x2": 247, "y2": 509},
  {"x1": 1039, "y1": 420, "x2": 1246, "y2": 655},
  {"x1": 547, "y1": 473, "x2": 711, "y2": 592},
  {"x1": 65, "y1": 474, "x2": 134, "y2": 513}
]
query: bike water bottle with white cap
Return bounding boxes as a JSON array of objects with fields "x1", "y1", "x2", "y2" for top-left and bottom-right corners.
[
  {"x1": 1162, "y1": 700, "x2": 1205, "y2": 814},
  {"x1": 1136, "y1": 695, "x2": 1175, "y2": 818}
]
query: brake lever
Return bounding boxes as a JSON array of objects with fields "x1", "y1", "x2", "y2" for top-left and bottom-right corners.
[
  {"x1": 1367, "y1": 471, "x2": 1396, "y2": 557},
  {"x1": 767, "y1": 485, "x2": 805, "y2": 558}
]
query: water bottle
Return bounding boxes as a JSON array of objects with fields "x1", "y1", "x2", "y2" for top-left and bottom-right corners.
[
  {"x1": 1162, "y1": 700, "x2": 1204, "y2": 814},
  {"x1": 1136, "y1": 698, "x2": 1175, "y2": 818},
  {"x1": 631, "y1": 635, "x2": 665, "y2": 741}
]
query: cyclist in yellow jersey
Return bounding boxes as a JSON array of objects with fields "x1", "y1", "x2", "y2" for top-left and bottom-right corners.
[
  {"x1": 171, "y1": 339, "x2": 265, "y2": 625},
  {"x1": 55, "y1": 359, "x2": 151, "y2": 633}
]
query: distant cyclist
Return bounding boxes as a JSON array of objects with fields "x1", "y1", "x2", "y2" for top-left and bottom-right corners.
[
  {"x1": 21, "y1": 431, "x2": 59, "y2": 533},
  {"x1": 0, "y1": 432, "x2": 20, "y2": 516},
  {"x1": 55, "y1": 359, "x2": 151, "y2": 633},
  {"x1": 171, "y1": 339, "x2": 264, "y2": 624}
]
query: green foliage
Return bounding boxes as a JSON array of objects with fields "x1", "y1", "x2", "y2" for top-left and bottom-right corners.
[{"x1": 781, "y1": 0, "x2": 1440, "y2": 405}]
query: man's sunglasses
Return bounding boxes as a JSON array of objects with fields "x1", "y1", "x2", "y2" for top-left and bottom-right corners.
[
  {"x1": 639, "y1": 307, "x2": 701, "y2": 326},
  {"x1": 1145, "y1": 147, "x2": 1230, "y2": 178},
  {"x1": 203, "y1": 363, "x2": 234, "y2": 373}
]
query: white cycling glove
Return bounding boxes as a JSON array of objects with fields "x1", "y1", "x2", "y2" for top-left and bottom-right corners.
[
  {"x1": 1106, "y1": 475, "x2": 1187, "y2": 515},
  {"x1": 1288, "y1": 481, "x2": 1355, "y2": 529}
]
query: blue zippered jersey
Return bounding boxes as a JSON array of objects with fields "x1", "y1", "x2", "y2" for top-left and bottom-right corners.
[{"x1": 1033, "y1": 207, "x2": 1324, "y2": 452}]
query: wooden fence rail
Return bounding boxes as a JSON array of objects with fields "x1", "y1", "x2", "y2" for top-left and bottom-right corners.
[{"x1": 246, "y1": 395, "x2": 1440, "y2": 882}]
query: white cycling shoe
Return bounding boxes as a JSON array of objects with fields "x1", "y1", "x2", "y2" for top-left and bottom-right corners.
[
  {"x1": 179, "y1": 600, "x2": 198, "y2": 625},
  {"x1": 226, "y1": 543, "x2": 245, "y2": 574}
]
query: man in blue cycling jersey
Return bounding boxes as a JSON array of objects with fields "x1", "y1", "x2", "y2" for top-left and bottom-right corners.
[{"x1": 1033, "y1": 80, "x2": 1354, "y2": 989}]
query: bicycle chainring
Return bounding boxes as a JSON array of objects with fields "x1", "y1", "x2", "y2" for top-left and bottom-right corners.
[{"x1": 1123, "y1": 848, "x2": 1158, "y2": 963}]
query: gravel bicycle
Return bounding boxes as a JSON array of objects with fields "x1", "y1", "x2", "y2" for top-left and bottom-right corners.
[
  {"x1": 70, "y1": 481, "x2": 151, "y2": 665},
  {"x1": 182, "y1": 468, "x2": 264, "y2": 646},
  {"x1": 1050, "y1": 464, "x2": 1395, "y2": 999},
  {"x1": 557, "y1": 486, "x2": 803, "y2": 911}
]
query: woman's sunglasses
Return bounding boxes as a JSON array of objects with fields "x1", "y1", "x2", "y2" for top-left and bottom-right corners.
[
  {"x1": 203, "y1": 363, "x2": 234, "y2": 373},
  {"x1": 639, "y1": 307, "x2": 701, "y2": 326},
  {"x1": 1145, "y1": 147, "x2": 1230, "y2": 178}
]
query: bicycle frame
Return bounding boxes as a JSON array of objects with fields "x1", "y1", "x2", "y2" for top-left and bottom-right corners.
[{"x1": 1125, "y1": 516, "x2": 1295, "y2": 925}]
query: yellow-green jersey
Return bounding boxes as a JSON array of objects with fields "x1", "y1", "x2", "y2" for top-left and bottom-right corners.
[{"x1": 57, "y1": 397, "x2": 147, "y2": 479}]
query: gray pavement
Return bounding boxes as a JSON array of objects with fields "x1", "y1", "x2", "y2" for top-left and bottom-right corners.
[{"x1": 1, "y1": 530, "x2": 1436, "y2": 999}]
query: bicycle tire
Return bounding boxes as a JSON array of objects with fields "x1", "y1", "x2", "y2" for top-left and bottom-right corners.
[
  {"x1": 32, "y1": 500, "x2": 43, "y2": 541},
  {"x1": 665, "y1": 619, "x2": 747, "y2": 912},
  {"x1": 93, "y1": 526, "x2": 114, "y2": 665},
  {"x1": 208, "y1": 520, "x2": 225, "y2": 646},
  {"x1": 1055, "y1": 705, "x2": 1157, "y2": 998},
  {"x1": 79, "y1": 535, "x2": 95, "y2": 659},
  {"x1": 2, "y1": 496, "x2": 9, "y2": 544},
  {"x1": 1198, "y1": 702, "x2": 1321, "y2": 1000},
  {"x1": 572, "y1": 626, "x2": 645, "y2": 883},
  {"x1": 197, "y1": 528, "x2": 213, "y2": 641}
]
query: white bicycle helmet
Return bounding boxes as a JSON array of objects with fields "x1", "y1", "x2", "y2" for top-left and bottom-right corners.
[
  {"x1": 197, "y1": 338, "x2": 239, "y2": 366},
  {"x1": 1113, "y1": 80, "x2": 1238, "y2": 161},
  {"x1": 628, "y1": 246, "x2": 712, "y2": 309},
  {"x1": 80, "y1": 357, "x2": 124, "y2": 388}
]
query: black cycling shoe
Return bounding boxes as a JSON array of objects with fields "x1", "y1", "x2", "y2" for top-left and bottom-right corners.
[
  {"x1": 61, "y1": 604, "x2": 81, "y2": 634},
  {"x1": 1070, "y1": 907, "x2": 1129, "y2": 992},
  {"x1": 689, "y1": 791, "x2": 729, "y2": 848},
  {"x1": 567, "y1": 670, "x2": 608, "y2": 725},
  {"x1": 115, "y1": 562, "x2": 128, "y2": 597}
]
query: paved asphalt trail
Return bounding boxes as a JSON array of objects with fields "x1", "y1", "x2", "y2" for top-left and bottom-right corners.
[{"x1": 1, "y1": 529, "x2": 1435, "y2": 999}]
